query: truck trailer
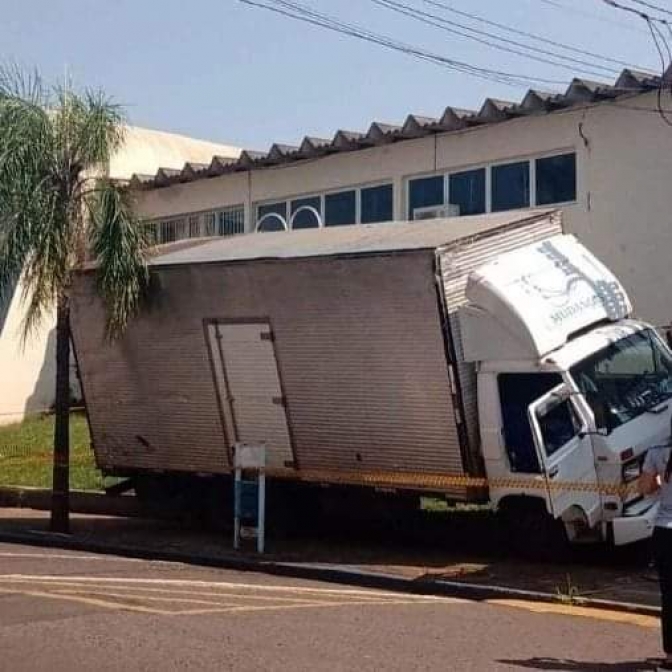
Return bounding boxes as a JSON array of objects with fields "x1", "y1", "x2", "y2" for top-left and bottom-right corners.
[{"x1": 70, "y1": 209, "x2": 670, "y2": 547}]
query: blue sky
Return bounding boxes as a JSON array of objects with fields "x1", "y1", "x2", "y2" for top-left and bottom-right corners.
[{"x1": 2, "y1": 0, "x2": 663, "y2": 150}]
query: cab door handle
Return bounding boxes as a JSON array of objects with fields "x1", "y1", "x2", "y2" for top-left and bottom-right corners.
[{"x1": 548, "y1": 466, "x2": 559, "y2": 479}]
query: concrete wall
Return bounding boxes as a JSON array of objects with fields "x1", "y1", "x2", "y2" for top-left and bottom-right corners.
[
  {"x1": 0, "y1": 281, "x2": 56, "y2": 425},
  {"x1": 134, "y1": 91, "x2": 672, "y2": 324}
]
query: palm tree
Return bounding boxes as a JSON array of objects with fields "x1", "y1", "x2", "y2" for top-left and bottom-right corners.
[{"x1": 0, "y1": 66, "x2": 149, "y2": 533}]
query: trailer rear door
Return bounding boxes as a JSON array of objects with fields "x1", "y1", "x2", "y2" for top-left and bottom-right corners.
[{"x1": 205, "y1": 320, "x2": 295, "y2": 469}]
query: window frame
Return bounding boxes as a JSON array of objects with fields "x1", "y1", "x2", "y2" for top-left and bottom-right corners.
[
  {"x1": 324, "y1": 188, "x2": 358, "y2": 227},
  {"x1": 490, "y1": 159, "x2": 531, "y2": 213},
  {"x1": 535, "y1": 396, "x2": 582, "y2": 458},
  {"x1": 254, "y1": 180, "x2": 394, "y2": 230},
  {"x1": 360, "y1": 182, "x2": 394, "y2": 224},
  {"x1": 405, "y1": 149, "x2": 577, "y2": 218},
  {"x1": 151, "y1": 204, "x2": 245, "y2": 243},
  {"x1": 534, "y1": 152, "x2": 578, "y2": 207},
  {"x1": 447, "y1": 166, "x2": 487, "y2": 217},
  {"x1": 408, "y1": 174, "x2": 445, "y2": 219},
  {"x1": 289, "y1": 195, "x2": 323, "y2": 230}
]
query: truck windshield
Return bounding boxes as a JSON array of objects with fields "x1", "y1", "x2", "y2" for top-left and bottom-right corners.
[{"x1": 570, "y1": 328, "x2": 672, "y2": 434}]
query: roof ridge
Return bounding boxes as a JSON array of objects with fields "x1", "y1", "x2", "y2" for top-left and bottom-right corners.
[{"x1": 131, "y1": 68, "x2": 661, "y2": 190}]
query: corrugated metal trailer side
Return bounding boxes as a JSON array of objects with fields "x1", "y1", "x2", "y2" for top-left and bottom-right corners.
[
  {"x1": 70, "y1": 209, "x2": 560, "y2": 498},
  {"x1": 437, "y1": 211, "x2": 563, "y2": 473},
  {"x1": 71, "y1": 251, "x2": 470, "y2": 493}
]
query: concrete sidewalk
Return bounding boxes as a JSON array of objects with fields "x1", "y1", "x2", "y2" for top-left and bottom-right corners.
[{"x1": 0, "y1": 506, "x2": 660, "y2": 616}]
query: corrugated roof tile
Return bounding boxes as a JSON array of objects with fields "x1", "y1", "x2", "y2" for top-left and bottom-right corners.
[
  {"x1": 238, "y1": 150, "x2": 267, "y2": 167},
  {"x1": 333, "y1": 130, "x2": 365, "y2": 149},
  {"x1": 268, "y1": 143, "x2": 300, "y2": 161},
  {"x1": 131, "y1": 69, "x2": 662, "y2": 189},
  {"x1": 436, "y1": 106, "x2": 471, "y2": 130},
  {"x1": 207, "y1": 155, "x2": 237, "y2": 176}
]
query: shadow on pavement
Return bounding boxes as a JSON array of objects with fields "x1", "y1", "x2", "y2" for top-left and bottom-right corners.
[{"x1": 499, "y1": 657, "x2": 659, "y2": 671}]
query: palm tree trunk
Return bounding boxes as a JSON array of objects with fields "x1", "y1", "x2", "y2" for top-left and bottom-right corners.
[{"x1": 50, "y1": 292, "x2": 70, "y2": 533}]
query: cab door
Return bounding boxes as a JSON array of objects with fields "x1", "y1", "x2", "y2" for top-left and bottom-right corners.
[{"x1": 527, "y1": 385, "x2": 602, "y2": 528}]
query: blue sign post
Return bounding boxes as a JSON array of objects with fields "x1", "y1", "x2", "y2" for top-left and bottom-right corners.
[{"x1": 233, "y1": 444, "x2": 266, "y2": 554}]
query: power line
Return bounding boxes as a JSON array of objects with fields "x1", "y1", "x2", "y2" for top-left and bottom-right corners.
[
  {"x1": 419, "y1": 0, "x2": 651, "y2": 71},
  {"x1": 601, "y1": 0, "x2": 671, "y2": 24},
  {"x1": 602, "y1": 0, "x2": 672, "y2": 126},
  {"x1": 536, "y1": 0, "x2": 649, "y2": 34},
  {"x1": 646, "y1": 13, "x2": 672, "y2": 124},
  {"x1": 630, "y1": 0, "x2": 672, "y2": 18},
  {"x1": 371, "y1": 0, "x2": 620, "y2": 78},
  {"x1": 238, "y1": 0, "x2": 570, "y2": 88}
]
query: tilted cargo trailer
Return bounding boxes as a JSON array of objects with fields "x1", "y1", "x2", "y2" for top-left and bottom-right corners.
[{"x1": 71, "y1": 208, "x2": 670, "y2": 545}]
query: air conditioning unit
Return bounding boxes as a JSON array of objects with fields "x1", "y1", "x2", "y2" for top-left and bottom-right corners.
[{"x1": 413, "y1": 204, "x2": 460, "y2": 221}]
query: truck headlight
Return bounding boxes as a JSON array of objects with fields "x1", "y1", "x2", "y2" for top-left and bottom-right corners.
[{"x1": 622, "y1": 460, "x2": 642, "y2": 483}]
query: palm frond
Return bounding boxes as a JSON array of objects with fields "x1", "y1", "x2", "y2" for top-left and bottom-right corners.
[
  {"x1": 0, "y1": 64, "x2": 141, "y2": 340},
  {"x1": 20, "y1": 192, "x2": 71, "y2": 337},
  {"x1": 54, "y1": 85, "x2": 125, "y2": 176},
  {"x1": 0, "y1": 94, "x2": 52, "y2": 186},
  {"x1": 0, "y1": 62, "x2": 47, "y2": 106},
  {"x1": 88, "y1": 181, "x2": 149, "y2": 339},
  {"x1": 0, "y1": 69, "x2": 60, "y2": 336},
  {"x1": 78, "y1": 89, "x2": 125, "y2": 167}
]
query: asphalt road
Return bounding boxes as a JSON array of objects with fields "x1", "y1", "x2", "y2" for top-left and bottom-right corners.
[{"x1": 0, "y1": 542, "x2": 663, "y2": 671}]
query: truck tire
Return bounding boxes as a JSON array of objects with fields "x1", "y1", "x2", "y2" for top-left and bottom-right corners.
[{"x1": 498, "y1": 497, "x2": 568, "y2": 561}]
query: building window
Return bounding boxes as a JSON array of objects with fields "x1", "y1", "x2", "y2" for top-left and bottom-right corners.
[
  {"x1": 536, "y1": 153, "x2": 576, "y2": 205},
  {"x1": 151, "y1": 206, "x2": 245, "y2": 245},
  {"x1": 449, "y1": 168, "x2": 486, "y2": 216},
  {"x1": 325, "y1": 190, "x2": 356, "y2": 226},
  {"x1": 189, "y1": 215, "x2": 201, "y2": 238},
  {"x1": 408, "y1": 175, "x2": 444, "y2": 219},
  {"x1": 204, "y1": 212, "x2": 216, "y2": 236},
  {"x1": 157, "y1": 217, "x2": 187, "y2": 244},
  {"x1": 218, "y1": 206, "x2": 245, "y2": 235},
  {"x1": 290, "y1": 196, "x2": 322, "y2": 229},
  {"x1": 491, "y1": 161, "x2": 530, "y2": 212},
  {"x1": 361, "y1": 184, "x2": 393, "y2": 224},
  {"x1": 257, "y1": 202, "x2": 288, "y2": 232}
]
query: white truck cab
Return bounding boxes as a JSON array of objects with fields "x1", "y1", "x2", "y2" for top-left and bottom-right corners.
[{"x1": 461, "y1": 235, "x2": 669, "y2": 545}]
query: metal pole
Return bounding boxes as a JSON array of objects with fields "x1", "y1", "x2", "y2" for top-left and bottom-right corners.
[
  {"x1": 258, "y1": 470, "x2": 266, "y2": 554},
  {"x1": 233, "y1": 467, "x2": 241, "y2": 550}
]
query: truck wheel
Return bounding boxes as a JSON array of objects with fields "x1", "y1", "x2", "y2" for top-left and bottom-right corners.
[{"x1": 498, "y1": 498, "x2": 568, "y2": 561}]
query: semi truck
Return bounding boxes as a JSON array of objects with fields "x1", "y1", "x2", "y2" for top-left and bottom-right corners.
[{"x1": 70, "y1": 208, "x2": 670, "y2": 547}]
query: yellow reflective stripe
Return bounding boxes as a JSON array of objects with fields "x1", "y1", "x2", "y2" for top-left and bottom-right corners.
[{"x1": 263, "y1": 467, "x2": 636, "y2": 497}]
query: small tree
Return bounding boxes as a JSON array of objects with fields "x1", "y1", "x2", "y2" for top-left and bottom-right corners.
[{"x1": 0, "y1": 66, "x2": 148, "y2": 532}]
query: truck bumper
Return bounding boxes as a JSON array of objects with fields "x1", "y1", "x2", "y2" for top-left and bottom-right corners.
[{"x1": 611, "y1": 499, "x2": 659, "y2": 546}]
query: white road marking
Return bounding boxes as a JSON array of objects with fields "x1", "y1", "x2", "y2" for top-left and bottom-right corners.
[
  {"x1": 0, "y1": 574, "x2": 461, "y2": 617},
  {"x1": 35, "y1": 580, "x2": 359, "y2": 604},
  {"x1": 0, "y1": 552, "x2": 141, "y2": 562},
  {"x1": 0, "y1": 574, "x2": 458, "y2": 601}
]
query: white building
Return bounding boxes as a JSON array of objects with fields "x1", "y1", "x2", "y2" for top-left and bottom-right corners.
[
  {"x1": 132, "y1": 70, "x2": 672, "y2": 329},
  {"x1": 0, "y1": 127, "x2": 241, "y2": 425}
]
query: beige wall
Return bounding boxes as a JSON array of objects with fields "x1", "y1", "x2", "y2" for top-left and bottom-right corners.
[
  {"x1": 0, "y1": 282, "x2": 56, "y2": 426},
  {"x1": 135, "y1": 92, "x2": 672, "y2": 324},
  {"x1": 109, "y1": 126, "x2": 241, "y2": 181},
  {"x1": 0, "y1": 126, "x2": 241, "y2": 426}
]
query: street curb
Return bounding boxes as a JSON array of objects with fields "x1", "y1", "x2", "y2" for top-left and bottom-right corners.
[
  {"x1": 0, "y1": 527, "x2": 660, "y2": 619},
  {"x1": 0, "y1": 487, "x2": 138, "y2": 517}
]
